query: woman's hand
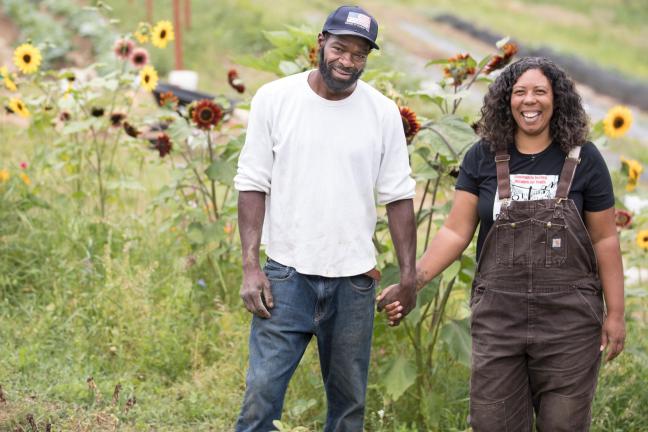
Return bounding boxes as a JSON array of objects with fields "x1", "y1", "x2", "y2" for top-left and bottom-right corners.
[
  {"x1": 601, "y1": 313, "x2": 625, "y2": 362},
  {"x1": 377, "y1": 284, "x2": 406, "y2": 326}
]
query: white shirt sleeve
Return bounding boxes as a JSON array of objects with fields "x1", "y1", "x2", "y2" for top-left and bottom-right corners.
[
  {"x1": 375, "y1": 102, "x2": 416, "y2": 204},
  {"x1": 234, "y1": 88, "x2": 273, "y2": 194}
]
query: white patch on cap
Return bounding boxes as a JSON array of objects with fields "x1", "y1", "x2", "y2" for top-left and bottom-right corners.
[{"x1": 345, "y1": 12, "x2": 371, "y2": 31}]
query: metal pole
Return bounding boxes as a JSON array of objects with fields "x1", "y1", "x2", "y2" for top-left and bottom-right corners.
[
  {"x1": 146, "y1": 0, "x2": 153, "y2": 23},
  {"x1": 173, "y1": 0, "x2": 183, "y2": 69},
  {"x1": 184, "y1": 0, "x2": 191, "y2": 29}
]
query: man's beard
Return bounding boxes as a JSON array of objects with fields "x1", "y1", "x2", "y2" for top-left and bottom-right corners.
[{"x1": 318, "y1": 48, "x2": 364, "y2": 93}]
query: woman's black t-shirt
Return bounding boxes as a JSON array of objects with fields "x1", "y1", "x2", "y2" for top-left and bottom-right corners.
[{"x1": 456, "y1": 140, "x2": 615, "y2": 260}]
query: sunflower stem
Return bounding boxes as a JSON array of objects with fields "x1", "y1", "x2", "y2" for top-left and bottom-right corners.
[
  {"x1": 206, "y1": 131, "x2": 219, "y2": 221},
  {"x1": 424, "y1": 154, "x2": 442, "y2": 250}
]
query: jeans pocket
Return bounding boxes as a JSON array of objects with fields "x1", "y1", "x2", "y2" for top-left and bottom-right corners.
[
  {"x1": 469, "y1": 401, "x2": 505, "y2": 431},
  {"x1": 264, "y1": 259, "x2": 296, "y2": 282},
  {"x1": 348, "y1": 274, "x2": 375, "y2": 292},
  {"x1": 572, "y1": 282, "x2": 604, "y2": 326}
]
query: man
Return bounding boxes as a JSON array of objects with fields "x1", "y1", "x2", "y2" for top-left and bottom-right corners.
[{"x1": 233, "y1": 5, "x2": 417, "y2": 431}]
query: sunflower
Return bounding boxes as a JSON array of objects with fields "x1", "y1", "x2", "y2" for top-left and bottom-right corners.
[
  {"x1": 614, "y1": 208, "x2": 632, "y2": 229},
  {"x1": 153, "y1": 133, "x2": 172, "y2": 157},
  {"x1": 123, "y1": 121, "x2": 140, "y2": 138},
  {"x1": 620, "y1": 156, "x2": 643, "y2": 192},
  {"x1": 308, "y1": 45, "x2": 319, "y2": 67},
  {"x1": 637, "y1": 230, "x2": 648, "y2": 251},
  {"x1": 151, "y1": 21, "x2": 175, "y2": 49},
  {"x1": 13, "y1": 43, "x2": 42, "y2": 74},
  {"x1": 130, "y1": 48, "x2": 149, "y2": 68},
  {"x1": 113, "y1": 38, "x2": 134, "y2": 60},
  {"x1": 110, "y1": 112, "x2": 126, "y2": 127},
  {"x1": 1, "y1": 66, "x2": 17, "y2": 92},
  {"x1": 227, "y1": 69, "x2": 245, "y2": 93},
  {"x1": 139, "y1": 65, "x2": 158, "y2": 91},
  {"x1": 400, "y1": 106, "x2": 421, "y2": 144},
  {"x1": 158, "y1": 91, "x2": 179, "y2": 109},
  {"x1": 603, "y1": 106, "x2": 633, "y2": 138},
  {"x1": 8, "y1": 98, "x2": 29, "y2": 117},
  {"x1": 91, "y1": 106, "x2": 105, "y2": 117},
  {"x1": 443, "y1": 53, "x2": 476, "y2": 86},
  {"x1": 134, "y1": 22, "x2": 151, "y2": 44},
  {"x1": 19, "y1": 172, "x2": 31, "y2": 186},
  {"x1": 484, "y1": 42, "x2": 518, "y2": 75},
  {"x1": 191, "y1": 99, "x2": 223, "y2": 130},
  {"x1": 59, "y1": 111, "x2": 71, "y2": 123},
  {"x1": 0, "y1": 168, "x2": 9, "y2": 183}
]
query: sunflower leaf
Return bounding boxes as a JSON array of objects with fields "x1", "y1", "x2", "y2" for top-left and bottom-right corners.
[
  {"x1": 205, "y1": 160, "x2": 236, "y2": 186},
  {"x1": 382, "y1": 354, "x2": 416, "y2": 401}
]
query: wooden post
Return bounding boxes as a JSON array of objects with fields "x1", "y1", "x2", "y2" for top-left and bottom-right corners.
[
  {"x1": 146, "y1": 0, "x2": 153, "y2": 23},
  {"x1": 184, "y1": 0, "x2": 191, "y2": 29},
  {"x1": 173, "y1": 0, "x2": 183, "y2": 69}
]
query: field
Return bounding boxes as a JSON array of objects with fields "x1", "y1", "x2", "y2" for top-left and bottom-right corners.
[{"x1": 1, "y1": 0, "x2": 647, "y2": 430}]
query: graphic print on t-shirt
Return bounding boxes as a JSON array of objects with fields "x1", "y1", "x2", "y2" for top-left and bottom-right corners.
[{"x1": 493, "y1": 174, "x2": 558, "y2": 220}]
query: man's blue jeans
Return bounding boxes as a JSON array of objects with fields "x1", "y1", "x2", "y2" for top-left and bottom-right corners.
[{"x1": 235, "y1": 259, "x2": 376, "y2": 432}]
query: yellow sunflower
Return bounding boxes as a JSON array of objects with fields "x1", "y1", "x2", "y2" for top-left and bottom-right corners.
[
  {"x1": 151, "y1": 20, "x2": 174, "y2": 48},
  {"x1": 621, "y1": 156, "x2": 643, "y2": 192},
  {"x1": 0, "y1": 168, "x2": 10, "y2": 183},
  {"x1": 139, "y1": 65, "x2": 159, "y2": 91},
  {"x1": 13, "y1": 43, "x2": 42, "y2": 74},
  {"x1": 603, "y1": 105, "x2": 633, "y2": 138},
  {"x1": 637, "y1": 230, "x2": 648, "y2": 250},
  {"x1": 19, "y1": 172, "x2": 31, "y2": 186},
  {"x1": 1, "y1": 66, "x2": 18, "y2": 92},
  {"x1": 8, "y1": 98, "x2": 30, "y2": 117},
  {"x1": 134, "y1": 22, "x2": 151, "y2": 44}
]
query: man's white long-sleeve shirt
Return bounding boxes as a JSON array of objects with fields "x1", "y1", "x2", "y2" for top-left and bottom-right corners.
[{"x1": 234, "y1": 70, "x2": 415, "y2": 277}]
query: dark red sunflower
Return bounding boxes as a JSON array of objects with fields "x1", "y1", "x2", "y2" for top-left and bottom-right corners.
[
  {"x1": 110, "y1": 112, "x2": 126, "y2": 127},
  {"x1": 308, "y1": 45, "x2": 319, "y2": 67},
  {"x1": 484, "y1": 42, "x2": 518, "y2": 75},
  {"x1": 113, "y1": 38, "x2": 134, "y2": 60},
  {"x1": 159, "y1": 91, "x2": 179, "y2": 109},
  {"x1": 614, "y1": 208, "x2": 632, "y2": 229},
  {"x1": 130, "y1": 48, "x2": 149, "y2": 68},
  {"x1": 191, "y1": 99, "x2": 223, "y2": 130},
  {"x1": 59, "y1": 111, "x2": 71, "y2": 122},
  {"x1": 153, "y1": 132, "x2": 172, "y2": 157},
  {"x1": 123, "y1": 121, "x2": 140, "y2": 138},
  {"x1": 227, "y1": 69, "x2": 245, "y2": 94},
  {"x1": 443, "y1": 53, "x2": 476, "y2": 86},
  {"x1": 400, "y1": 106, "x2": 421, "y2": 144},
  {"x1": 91, "y1": 106, "x2": 105, "y2": 117}
]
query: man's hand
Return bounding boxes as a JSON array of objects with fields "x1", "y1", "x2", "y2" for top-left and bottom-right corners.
[
  {"x1": 240, "y1": 267, "x2": 274, "y2": 318},
  {"x1": 601, "y1": 313, "x2": 625, "y2": 362},
  {"x1": 376, "y1": 282, "x2": 416, "y2": 326}
]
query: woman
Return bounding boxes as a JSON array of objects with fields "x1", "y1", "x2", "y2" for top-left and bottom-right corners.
[{"x1": 378, "y1": 57, "x2": 625, "y2": 431}]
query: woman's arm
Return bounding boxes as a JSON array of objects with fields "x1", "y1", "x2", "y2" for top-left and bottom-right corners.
[
  {"x1": 377, "y1": 190, "x2": 479, "y2": 324},
  {"x1": 585, "y1": 208, "x2": 625, "y2": 361}
]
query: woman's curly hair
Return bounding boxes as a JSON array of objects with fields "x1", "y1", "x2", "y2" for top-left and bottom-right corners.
[{"x1": 475, "y1": 57, "x2": 589, "y2": 153}]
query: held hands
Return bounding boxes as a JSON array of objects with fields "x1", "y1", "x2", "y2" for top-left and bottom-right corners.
[
  {"x1": 376, "y1": 282, "x2": 417, "y2": 326},
  {"x1": 240, "y1": 267, "x2": 274, "y2": 318},
  {"x1": 600, "y1": 313, "x2": 625, "y2": 362}
]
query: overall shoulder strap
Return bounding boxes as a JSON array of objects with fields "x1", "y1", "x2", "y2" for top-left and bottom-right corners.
[
  {"x1": 495, "y1": 149, "x2": 511, "y2": 200},
  {"x1": 555, "y1": 146, "x2": 582, "y2": 199}
]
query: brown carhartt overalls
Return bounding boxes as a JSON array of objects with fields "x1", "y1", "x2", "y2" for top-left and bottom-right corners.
[{"x1": 469, "y1": 147, "x2": 604, "y2": 431}]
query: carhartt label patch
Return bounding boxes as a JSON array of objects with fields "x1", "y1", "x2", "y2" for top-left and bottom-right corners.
[
  {"x1": 346, "y1": 12, "x2": 371, "y2": 31},
  {"x1": 552, "y1": 237, "x2": 562, "y2": 248}
]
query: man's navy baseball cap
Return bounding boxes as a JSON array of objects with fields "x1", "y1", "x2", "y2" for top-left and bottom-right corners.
[{"x1": 322, "y1": 5, "x2": 379, "y2": 50}]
